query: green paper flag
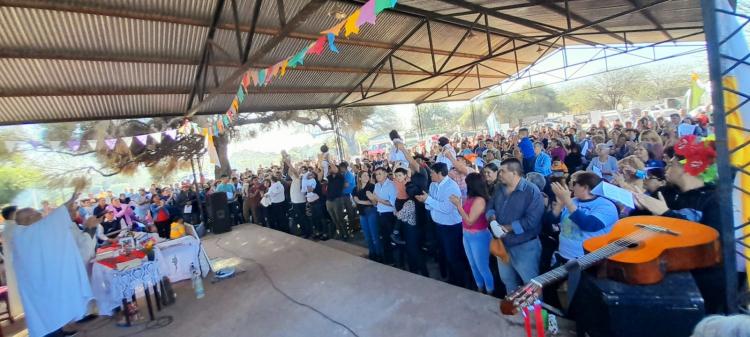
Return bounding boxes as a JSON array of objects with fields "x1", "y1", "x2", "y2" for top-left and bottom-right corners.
[
  {"x1": 237, "y1": 87, "x2": 245, "y2": 103},
  {"x1": 375, "y1": 0, "x2": 390, "y2": 14}
]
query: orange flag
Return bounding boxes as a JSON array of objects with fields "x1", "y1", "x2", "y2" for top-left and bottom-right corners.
[
  {"x1": 322, "y1": 19, "x2": 347, "y2": 36},
  {"x1": 231, "y1": 98, "x2": 239, "y2": 111},
  {"x1": 280, "y1": 59, "x2": 289, "y2": 77}
]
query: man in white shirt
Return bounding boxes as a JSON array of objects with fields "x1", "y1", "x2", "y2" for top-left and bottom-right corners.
[
  {"x1": 415, "y1": 162, "x2": 467, "y2": 287},
  {"x1": 265, "y1": 176, "x2": 287, "y2": 233},
  {"x1": 436, "y1": 136, "x2": 456, "y2": 170},
  {"x1": 367, "y1": 167, "x2": 397, "y2": 264},
  {"x1": 285, "y1": 157, "x2": 311, "y2": 238}
]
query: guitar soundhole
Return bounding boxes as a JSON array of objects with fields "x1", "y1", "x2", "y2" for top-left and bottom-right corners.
[{"x1": 625, "y1": 241, "x2": 640, "y2": 249}]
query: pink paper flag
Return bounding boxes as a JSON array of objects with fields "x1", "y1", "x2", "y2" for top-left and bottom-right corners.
[
  {"x1": 135, "y1": 135, "x2": 149, "y2": 145},
  {"x1": 67, "y1": 140, "x2": 81, "y2": 151},
  {"x1": 251, "y1": 70, "x2": 260, "y2": 86},
  {"x1": 165, "y1": 129, "x2": 177, "y2": 140},
  {"x1": 357, "y1": 0, "x2": 377, "y2": 26},
  {"x1": 105, "y1": 138, "x2": 117, "y2": 150}
]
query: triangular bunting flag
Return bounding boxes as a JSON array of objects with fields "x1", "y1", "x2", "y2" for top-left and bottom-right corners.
[
  {"x1": 267, "y1": 64, "x2": 279, "y2": 83},
  {"x1": 357, "y1": 0, "x2": 377, "y2": 26},
  {"x1": 150, "y1": 132, "x2": 162, "y2": 143},
  {"x1": 288, "y1": 47, "x2": 309, "y2": 68},
  {"x1": 223, "y1": 115, "x2": 231, "y2": 127},
  {"x1": 327, "y1": 33, "x2": 339, "y2": 53},
  {"x1": 217, "y1": 121, "x2": 224, "y2": 134},
  {"x1": 48, "y1": 140, "x2": 62, "y2": 149},
  {"x1": 87, "y1": 139, "x2": 98, "y2": 150},
  {"x1": 231, "y1": 98, "x2": 239, "y2": 112},
  {"x1": 258, "y1": 69, "x2": 266, "y2": 85},
  {"x1": 213, "y1": 125, "x2": 219, "y2": 136},
  {"x1": 375, "y1": 0, "x2": 392, "y2": 14},
  {"x1": 321, "y1": 20, "x2": 347, "y2": 36},
  {"x1": 105, "y1": 138, "x2": 117, "y2": 150},
  {"x1": 345, "y1": 9, "x2": 362, "y2": 37},
  {"x1": 237, "y1": 87, "x2": 246, "y2": 103},
  {"x1": 164, "y1": 129, "x2": 177, "y2": 140},
  {"x1": 122, "y1": 137, "x2": 133, "y2": 148},
  {"x1": 280, "y1": 59, "x2": 289, "y2": 77},
  {"x1": 135, "y1": 135, "x2": 149, "y2": 145},
  {"x1": 251, "y1": 70, "x2": 259, "y2": 86},
  {"x1": 67, "y1": 140, "x2": 81, "y2": 151},
  {"x1": 390, "y1": 0, "x2": 397, "y2": 7},
  {"x1": 28, "y1": 140, "x2": 42, "y2": 149},
  {"x1": 242, "y1": 72, "x2": 251, "y2": 90},
  {"x1": 308, "y1": 36, "x2": 326, "y2": 55}
]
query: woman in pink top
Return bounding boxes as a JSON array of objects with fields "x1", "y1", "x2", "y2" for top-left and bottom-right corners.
[{"x1": 450, "y1": 172, "x2": 494, "y2": 294}]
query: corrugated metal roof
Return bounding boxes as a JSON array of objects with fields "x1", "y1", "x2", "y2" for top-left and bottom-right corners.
[{"x1": 0, "y1": 0, "x2": 704, "y2": 124}]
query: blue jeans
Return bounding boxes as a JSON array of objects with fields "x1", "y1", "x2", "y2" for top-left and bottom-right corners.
[
  {"x1": 463, "y1": 229, "x2": 494, "y2": 292},
  {"x1": 359, "y1": 207, "x2": 381, "y2": 258},
  {"x1": 497, "y1": 238, "x2": 541, "y2": 293}
]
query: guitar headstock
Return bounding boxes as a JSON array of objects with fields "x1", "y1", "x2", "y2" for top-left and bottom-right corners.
[{"x1": 499, "y1": 282, "x2": 542, "y2": 315}]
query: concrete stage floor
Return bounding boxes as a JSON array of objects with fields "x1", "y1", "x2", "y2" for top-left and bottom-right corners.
[{"x1": 75, "y1": 224, "x2": 571, "y2": 337}]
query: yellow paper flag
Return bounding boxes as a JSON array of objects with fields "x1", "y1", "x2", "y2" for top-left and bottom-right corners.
[{"x1": 345, "y1": 10, "x2": 361, "y2": 37}]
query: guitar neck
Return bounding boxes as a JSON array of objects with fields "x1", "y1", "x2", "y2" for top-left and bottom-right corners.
[{"x1": 531, "y1": 240, "x2": 631, "y2": 287}]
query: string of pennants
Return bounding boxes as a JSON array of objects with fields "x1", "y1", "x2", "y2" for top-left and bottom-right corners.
[
  {"x1": 206, "y1": 0, "x2": 398, "y2": 136},
  {"x1": 3, "y1": 129, "x2": 179, "y2": 152},
  {"x1": 4, "y1": 0, "x2": 397, "y2": 155}
]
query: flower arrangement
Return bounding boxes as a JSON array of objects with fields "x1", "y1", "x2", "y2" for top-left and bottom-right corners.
[{"x1": 673, "y1": 135, "x2": 718, "y2": 183}]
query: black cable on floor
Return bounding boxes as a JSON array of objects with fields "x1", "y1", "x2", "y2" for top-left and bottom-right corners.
[{"x1": 213, "y1": 237, "x2": 361, "y2": 337}]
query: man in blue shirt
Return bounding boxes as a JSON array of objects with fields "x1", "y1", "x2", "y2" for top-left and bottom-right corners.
[
  {"x1": 533, "y1": 142, "x2": 552, "y2": 177},
  {"x1": 518, "y1": 128, "x2": 536, "y2": 174},
  {"x1": 367, "y1": 167, "x2": 397, "y2": 264},
  {"x1": 339, "y1": 162, "x2": 357, "y2": 239},
  {"x1": 416, "y1": 162, "x2": 466, "y2": 287},
  {"x1": 486, "y1": 158, "x2": 544, "y2": 293}
]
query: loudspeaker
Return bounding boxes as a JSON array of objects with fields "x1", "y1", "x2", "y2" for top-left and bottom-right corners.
[
  {"x1": 571, "y1": 272, "x2": 705, "y2": 337},
  {"x1": 208, "y1": 192, "x2": 231, "y2": 234}
]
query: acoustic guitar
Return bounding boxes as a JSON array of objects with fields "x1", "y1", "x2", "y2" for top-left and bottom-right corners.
[{"x1": 500, "y1": 216, "x2": 720, "y2": 315}]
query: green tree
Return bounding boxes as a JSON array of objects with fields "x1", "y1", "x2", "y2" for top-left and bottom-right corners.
[
  {"x1": 0, "y1": 156, "x2": 42, "y2": 205},
  {"x1": 474, "y1": 84, "x2": 567, "y2": 125}
]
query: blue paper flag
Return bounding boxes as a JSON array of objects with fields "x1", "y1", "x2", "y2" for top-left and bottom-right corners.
[{"x1": 327, "y1": 33, "x2": 339, "y2": 53}]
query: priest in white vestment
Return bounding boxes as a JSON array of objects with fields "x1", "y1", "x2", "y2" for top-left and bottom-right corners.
[{"x1": 13, "y1": 192, "x2": 94, "y2": 337}]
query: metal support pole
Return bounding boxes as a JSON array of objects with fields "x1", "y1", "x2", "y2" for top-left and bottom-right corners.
[
  {"x1": 701, "y1": 0, "x2": 738, "y2": 313},
  {"x1": 332, "y1": 109, "x2": 344, "y2": 161},
  {"x1": 416, "y1": 104, "x2": 424, "y2": 139},
  {"x1": 190, "y1": 156, "x2": 206, "y2": 225},
  {"x1": 470, "y1": 101, "x2": 477, "y2": 131}
]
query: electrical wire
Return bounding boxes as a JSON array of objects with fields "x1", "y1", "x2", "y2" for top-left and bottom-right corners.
[{"x1": 213, "y1": 237, "x2": 361, "y2": 337}]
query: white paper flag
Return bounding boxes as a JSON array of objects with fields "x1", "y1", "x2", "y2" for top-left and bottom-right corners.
[
  {"x1": 150, "y1": 132, "x2": 162, "y2": 143},
  {"x1": 122, "y1": 137, "x2": 133, "y2": 147},
  {"x1": 87, "y1": 139, "x2": 98, "y2": 150},
  {"x1": 48, "y1": 140, "x2": 62, "y2": 149}
]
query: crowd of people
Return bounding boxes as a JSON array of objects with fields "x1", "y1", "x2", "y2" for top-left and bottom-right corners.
[{"x1": 2, "y1": 107, "x2": 733, "y2": 336}]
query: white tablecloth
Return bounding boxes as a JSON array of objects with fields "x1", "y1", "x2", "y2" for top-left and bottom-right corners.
[
  {"x1": 153, "y1": 235, "x2": 210, "y2": 282},
  {"x1": 91, "y1": 261, "x2": 161, "y2": 315}
]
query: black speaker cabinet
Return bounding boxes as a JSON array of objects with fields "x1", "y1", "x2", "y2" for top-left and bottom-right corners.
[
  {"x1": 208, "y1": 192, "x2": 231, "y2": 234},
  {"x1": 571, "y1": 272, "x2": 705, "y2": 337}
]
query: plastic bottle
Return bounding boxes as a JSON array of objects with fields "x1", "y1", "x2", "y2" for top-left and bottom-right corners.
[{"x1": 191, "y1": 263, "x2": 205, "y2": 299}]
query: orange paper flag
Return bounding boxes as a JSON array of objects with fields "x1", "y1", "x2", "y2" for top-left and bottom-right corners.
[
  {"x1": 231, "y1": 98, "x2": 239, "y2": 111},
  {"x1": 322, "y1": 19, "x2": 347, "y2": 36},
  {"x1": 345, "y1": 9, "x2": 361, "y2": 37},
  {"x1": 241, "y1": 72, "x2": 250, "y2": 90}
]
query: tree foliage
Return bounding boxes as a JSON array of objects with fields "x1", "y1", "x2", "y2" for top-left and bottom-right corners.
[{"x1": 473, "y1": 84, "x2": 567, "y2": 125}]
